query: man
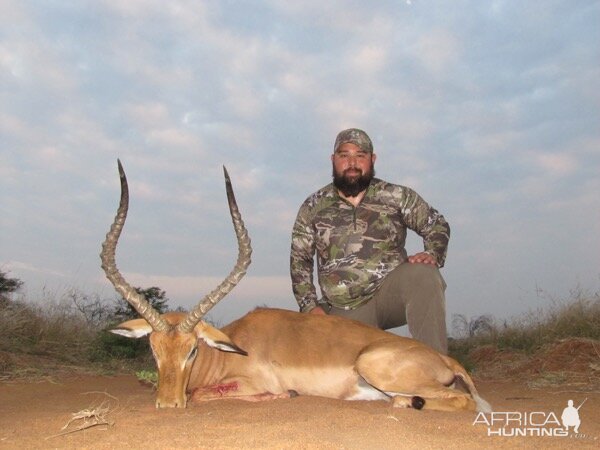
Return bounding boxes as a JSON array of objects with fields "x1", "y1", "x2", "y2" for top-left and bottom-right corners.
[{"x1": 290, "y1": 128, "x2": 450, "y2": 353}]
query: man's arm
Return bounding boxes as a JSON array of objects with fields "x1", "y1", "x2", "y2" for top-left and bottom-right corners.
[
  {"x1": 290, "y1": 203, "x2": 319, "y2": 312},
  {"x1": 401, "y1": 188, "x2": 450, "y2": 267}
]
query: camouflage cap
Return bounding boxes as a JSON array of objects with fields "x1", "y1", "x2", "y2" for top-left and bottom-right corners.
[{"x1": 334, "y1": 128, "x2": 373, "y2": 153}]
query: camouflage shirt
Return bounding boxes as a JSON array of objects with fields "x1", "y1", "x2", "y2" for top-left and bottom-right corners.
[{"x1": 290, "y1": 178, "x2": 450, "y2": 312}]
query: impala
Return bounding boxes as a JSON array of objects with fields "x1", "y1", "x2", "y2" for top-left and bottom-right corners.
[{"x1": 101, "y1": 161, "x2": 491, "y2": 413}]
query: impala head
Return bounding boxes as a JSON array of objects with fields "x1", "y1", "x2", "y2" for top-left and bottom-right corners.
[{"x1": 100, "y1": 160, "x2": 251, "y2": 408}]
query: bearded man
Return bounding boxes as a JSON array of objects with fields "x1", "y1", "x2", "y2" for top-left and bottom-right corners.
[{"x1": 290, "y1": 128, "x2": 450, "y2": 353}]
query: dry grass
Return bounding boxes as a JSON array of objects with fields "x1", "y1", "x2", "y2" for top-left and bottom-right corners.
[
  {"x1": 0, "y1": 289, "x2": 153, "y2": 380},
  {"x1": 1, "y1": 285, "x2": 598, "y2": 385},
  {"x1": 0, "y1": 293, "x2": 96, "y2": 358},
  {"x1": 450, "y1": 289, "x2": 600, "y2": 388},
  {"x1": 452, "y1": 288, "x2": 599, "y2": 349}
]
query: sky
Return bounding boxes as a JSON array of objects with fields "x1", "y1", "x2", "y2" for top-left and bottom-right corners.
[{"x1": 1, "y1": 0, "x2": 599, "y2": 334}]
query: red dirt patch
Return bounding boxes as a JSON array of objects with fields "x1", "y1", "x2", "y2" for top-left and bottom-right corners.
[
  {"x1": 468, "y1": 338, "x2": 600, "y2": 390},
  {"x1": 525, "y1": 338, "x2": 600, "y2": 373},
  {"x1": 1, "y1": 338, "x2": 598, "y2": 448},
  {"x1": 1, "y1": 376, "x2": 598, "y2": 449}
]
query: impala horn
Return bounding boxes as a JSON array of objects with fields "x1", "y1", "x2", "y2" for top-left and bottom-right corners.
[
  {"x1": 176, "y1": 166, "x2": 252, "y2": 333},
  {"x1": 100, "y1": 160, "x2": 252, "y2": 333}
]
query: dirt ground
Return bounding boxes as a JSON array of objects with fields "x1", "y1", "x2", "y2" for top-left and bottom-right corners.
[{"x1": 0, "y1": 374, "x2": 598, "y2": 449}]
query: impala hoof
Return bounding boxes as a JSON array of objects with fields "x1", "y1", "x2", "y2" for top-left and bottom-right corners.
[{"x1": 411, "y1": 396, "x2": 425, "y2": 410}]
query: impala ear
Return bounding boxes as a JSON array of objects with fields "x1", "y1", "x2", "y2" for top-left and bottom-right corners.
[
  {"x1": 195, "y1": 322, "x2": 248, "y2": 356},
  {"x1": 110, "y1": 318, "x2": 153, "y2": 338}
]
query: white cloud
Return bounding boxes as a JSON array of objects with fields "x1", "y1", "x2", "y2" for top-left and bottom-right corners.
[
  {"x1": 146, "y1": 127, "x2": 201, "y2": 149},
  {"x1": 224, "y1": 80, "x2": 265, "y2": 120},
  {"x1": 1, "y1": 1, "x2": 599, "y2": 327},
  {"x1": 412, "y1": 29, "x2": 462, "y2": 76},
  {"x1": 320, "y1": 99, "x2": 368, "y2": 128},
  {"x1": 117, "y1": 272, "x2": 291, "y2": 310},
  {"x1": 535, "y1": 152, "x2": 578, "y2": 177},
  {"x1": 0, "y1": 112, "x2": 30, "y2": 142},
  {"x1": 246, "y1": 196, "x2": 298, "y2": 234},
  {"x1": 124, "y1": 102, "x2": 171, "y2": 128},
  {"x1": 348, "y1": 45, "x2": 388, "y2": 75},
  {"x1": 5, "y1": 261, "x2": 67, "y2": 278}
]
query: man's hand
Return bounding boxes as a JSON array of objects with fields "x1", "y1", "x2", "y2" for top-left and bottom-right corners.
[
  {"x1": 308, "y1": 306, "x2": 327, "y2": 315},
  {"x1": 407, "y1": 252, "x2": 437, "y2": 265}
]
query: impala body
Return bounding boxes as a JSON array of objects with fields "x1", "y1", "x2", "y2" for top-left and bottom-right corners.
[{"x1": 102, "y1": 161, "x2": 491, "y2": 413}]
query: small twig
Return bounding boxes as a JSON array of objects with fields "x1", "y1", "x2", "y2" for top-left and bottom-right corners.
[
  {"x1": 45, "y1": 392, "x2": 119, "y2": 439},
  {"x1": 46, "y1": 402, "x2": 113, "y2": 439},
  {"x1": 592, "y1": 341, "x2": 600, "y2": 360},
  {"x1": 61, "y1": 403, "x2": 112, "y2": 430},
  {"x1": 81, "y1": 391, "x2": 119, "y2": 402}
]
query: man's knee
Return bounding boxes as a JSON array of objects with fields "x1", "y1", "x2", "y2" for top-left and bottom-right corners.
[
  {"x1": 398, "y1": 263, "x2": 446, "y2": 292},
  {"x1": 388, "y1": 263, "x2": 447, "y2": 353},
  {"x1": 399, "y1": 264, "x2": 447, "y2": 330}
]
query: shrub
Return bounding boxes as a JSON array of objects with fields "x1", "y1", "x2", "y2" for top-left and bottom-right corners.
[{"x1": 449, "y1": 289, "x2": 600, "y2": 368}]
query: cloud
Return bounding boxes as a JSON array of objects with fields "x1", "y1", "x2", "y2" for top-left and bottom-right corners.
[
  {"x1": 124, "y1": 101, "x2": 171, "y2": 128},
  {"x1": 411, "y1": 29, "x2": 462, "y2": 76},
  {"x1": 115, "y1": 272, "x2": 291, "y2": 309},
  {"x1": 224, "y1": 80, "x2": 266, "y2": 120},
  {"x1": 1, "y1": 1, "x2": 599, "y2": 328},
  {"x1": 4, "y1": 261, "x2": 67, "y2": 278},
  {"x1": 146, "y1": 127, "x2": 201, "y2": 149},
  {"x1": 534, "y1": 152, "x2": 578, "y2": 177}
]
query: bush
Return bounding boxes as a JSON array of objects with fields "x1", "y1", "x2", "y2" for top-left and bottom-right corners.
[
  {"x1": 90, "y1": 330, "x2": 151, "y2": 361},
  {"x1": 0, "y1": 296, "x2": 95, "y2": 363},
  {"x1": 449, "y1": 289, "x2": 600, "y2": 368},
  {"x1": 0, "y1": 288, "x2": 156, "y2": 369}
]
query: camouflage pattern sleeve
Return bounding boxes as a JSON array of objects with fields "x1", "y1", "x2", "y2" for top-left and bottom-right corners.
[
  {"x1": 290, "y1": 201, "x2": 319, "y2": 312},
  {"x1": 399, "y1": 188, "x2": 450, "y2": 267}
]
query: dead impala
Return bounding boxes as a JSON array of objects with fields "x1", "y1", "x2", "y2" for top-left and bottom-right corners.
[{"x1": 101, "y1": 161, "x2": 491, "y2": 412}]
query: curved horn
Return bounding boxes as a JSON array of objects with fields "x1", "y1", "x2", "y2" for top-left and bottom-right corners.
[
  {"x1": 100, "y1": 160, "x2": 170, "y2": 332},
  {"x1": 176, "y1": 166, "x2": 252, "y2": 333}
]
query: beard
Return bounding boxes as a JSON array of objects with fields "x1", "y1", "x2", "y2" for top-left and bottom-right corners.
[{"x1": 332, "y1": 163, "x2": 375, "y2": 197}]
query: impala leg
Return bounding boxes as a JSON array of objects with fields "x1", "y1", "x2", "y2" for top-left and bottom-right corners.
[
  {"x1": 356, "y1": 340, "x2": 477, "y2": 412},
  {"x1": 190, "y1": 390, "x2": 293, "y2": 403},
  {"x1": 390, "y1": 385, "x2": 477, "y2": 411},
  {"x1": 189, "y1": 381, "x2": 293, "y2": 403}
]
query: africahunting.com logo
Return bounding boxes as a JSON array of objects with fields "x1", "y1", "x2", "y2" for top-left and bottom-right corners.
[{"x1": 473, "y1": 398, "x2": 590, "y2": 438}]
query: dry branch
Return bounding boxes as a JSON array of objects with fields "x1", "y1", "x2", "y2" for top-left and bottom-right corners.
[{"x1": 46, "y1": 391, "x2": 119, "y2": 439}]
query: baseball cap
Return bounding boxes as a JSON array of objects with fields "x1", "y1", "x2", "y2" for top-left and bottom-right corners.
[{"x1": 333, "y1": 128, "x2": 374, "y2": 153}]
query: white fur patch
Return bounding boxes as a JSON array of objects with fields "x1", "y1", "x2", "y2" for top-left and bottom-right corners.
[
  {"x1": 202, "y1": 337, "x2": 243, "y2": 354},
  {"x1": 346, "y1": 378, "x2": 390, "y2": 401},
  {"x1": 474, "y1": 395, "x2": 493, "y2": 413},
  {"x1": 110, "y1": 328, "x2": 151, "y2": 338}
]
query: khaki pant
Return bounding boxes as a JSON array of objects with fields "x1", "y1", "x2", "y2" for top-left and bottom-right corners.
[{"x1": 327, "y1": 263, "x2": 448, "y2": 354}]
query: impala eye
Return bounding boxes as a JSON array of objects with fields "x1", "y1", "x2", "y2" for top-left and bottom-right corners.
[{"x1": 187, "y1": 347, "x2": 198, "y2": 362}]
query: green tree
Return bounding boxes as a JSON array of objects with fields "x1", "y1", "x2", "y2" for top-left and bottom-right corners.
[
  {"x1": 91, "y1": 287, "x2": 171, "y2": 362},
  {"x1": 112, "y1": 286, "x2": 170, "y2": 322},
  {"x1": 0, "y1": 270, "x2": 23, "y2": 306}
]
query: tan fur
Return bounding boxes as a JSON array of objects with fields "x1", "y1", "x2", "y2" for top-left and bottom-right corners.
[{"x1": 113, "y1": 308, "x2": 491, "y2": 412}]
